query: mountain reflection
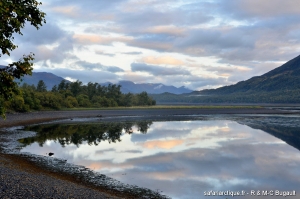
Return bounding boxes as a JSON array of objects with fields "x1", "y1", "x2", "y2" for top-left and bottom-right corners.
[
  {"x1": 236, "y1": 116, "x2": 300, "y2": 152},
  {"x1": 20, "y1": 121, "x2": 153, "y2": 147}
]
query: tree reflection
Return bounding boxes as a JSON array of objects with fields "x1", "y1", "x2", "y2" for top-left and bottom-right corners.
[{"x1": 19, "y1": 121, "x2": 153, "y2": 147}]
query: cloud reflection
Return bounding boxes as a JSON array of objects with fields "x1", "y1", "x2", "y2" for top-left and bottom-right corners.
[
  {"x1": 141, "y1": 139, "x2": 184, "y2": 149},
  {"x1": 21, "y1": 119, "x2": 300, "y2": 199}
]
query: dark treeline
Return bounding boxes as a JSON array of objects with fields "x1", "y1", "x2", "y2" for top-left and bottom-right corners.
[
  {"x1": 150, "y1": 89, "x2": 300, "y2": 104},
  {"x1": 19, "y1": 121, "x2": 153, "y2": 147},
  {"x1": 2, "y1": 80, "x2": 156, "y2": 112}
]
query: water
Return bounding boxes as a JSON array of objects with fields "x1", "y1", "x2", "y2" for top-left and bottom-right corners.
[{"x1": 20, "y1": 117, "x2": 300, "y2": 199}]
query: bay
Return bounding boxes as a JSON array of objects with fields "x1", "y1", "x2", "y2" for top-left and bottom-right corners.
[{"x1": 20, "y1": 116, "x2": 300, "y2": 199}]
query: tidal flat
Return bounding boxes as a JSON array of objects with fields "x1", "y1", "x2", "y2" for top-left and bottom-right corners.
[{"x1": 1, "y1": 107, "x2": 300, "y2": 199}]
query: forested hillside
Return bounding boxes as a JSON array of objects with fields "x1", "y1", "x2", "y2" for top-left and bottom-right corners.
[{"x1": 201, "y1": 54, "x2": 300, "y2": 95}]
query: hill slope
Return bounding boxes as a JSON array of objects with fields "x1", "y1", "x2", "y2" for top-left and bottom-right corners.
[
  {"x1": 118, "y1": 81, "x2": 192, "y2": 94},
  {"x1": 201, "y1": 54, "x2": 300, "y2": 95},
  {"x1": 151, "y1": 55, "x2": 300, "y2": 103},
  {"x1": 21, "y1": 72, "x2": 66, "y2": 90}
]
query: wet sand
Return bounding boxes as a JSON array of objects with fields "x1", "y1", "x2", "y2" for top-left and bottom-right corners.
[
  {"x1": 0, "y1": 107, "x2": 293, "y2": 199},
  {"x1": 0, "y1": 107, "x2": 290, "y2": 128}
]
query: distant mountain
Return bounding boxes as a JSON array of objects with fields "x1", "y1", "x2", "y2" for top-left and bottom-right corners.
[
  {"x1": 152, "y1": 54, "x2": 300, "y2": 103},
  {"x1": 20, "y1": 72, "x2": 66, "y2": 90},
  {"x1": 17, "y1": 70, "x2": 192, "y2": 94},
  {"x1": 117, "y1": 81, "x2": 192, "y2": 94},
  {"x1": 200, "y1": 54, "x2": 300, "y2": 95},
  {"x1": 0, "y1": 66, "x2": 66, "y2": 90}
]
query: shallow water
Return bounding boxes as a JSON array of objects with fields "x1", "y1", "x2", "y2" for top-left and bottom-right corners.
[{"x1": 20, "y1": 117, "x2": 300, "y2": 199}]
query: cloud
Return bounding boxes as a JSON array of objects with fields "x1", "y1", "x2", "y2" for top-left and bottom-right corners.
[
  {"x1": 15, "y1": 22, "x2": 67, "y2": 45},
  {"x1": 121, "y1": 51, "x2": 143, "y2": 55},
  {"x1": 22, "y1": 119, "x2": 300, "y2": 199},
  {"x1": 37, "y1": 68, "x2": 120, "y2": 84},
  {"x1": 127, "y1": 39, "x2": 173, "y2": 52},
  {"x1": 187, "y1": 77, "x2": 228, "y2": 89},
  {"x1": 48, "y1": 0, "x2": 123, "y2": 21},
  {"x1": 73, "y1": 34, "x2": 132, "y2": 45},
  {"x1": 12, "y1": 0, "x2": 300, "y2": 90},
  {"x1": 95, "y1": 50, "x2": 115, "y2": 57},
  {"x1": 141, "y1": 139, "x2": 184, "y2": 149},
  {"x1": 121, "y1": 150, "x2": 142, "y2": 154},
  {"x1": 131, "y1": 63, "x2": 190, "y2": 76},
  {"x1": 9, "y1": 16, "x2": 76, "y2": 65},
  {"x1": 139, "y1": 56, "x2": 184, "y2": 66},
  {"x1": 117, "y1": 1, "x2": 213, "y2": 28},
  {"x1": 74, "y1": 61, "x2": 124, "y2": 72},
  {"x1": 142, "y1": 25, "x2": 186, "y2": 37},
  {"x1": 51, "y1": 5, "x2": 81, "y2": 18},
  {"x1": 219, "y1": 0, "x2": 300, "y2": 19}
]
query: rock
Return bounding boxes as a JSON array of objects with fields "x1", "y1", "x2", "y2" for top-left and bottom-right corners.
[{"x1": 48, "y1": 153, "x2": 54, "y2": 157}]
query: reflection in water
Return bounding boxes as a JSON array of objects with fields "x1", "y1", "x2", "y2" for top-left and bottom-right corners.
[
  {"x1": 20, "y1": 118, "x2": 300, "y2": 199},
  {"x1": 237, "y1": 116, "x2": 300, "y2": 151},
  {"x1": 20, "y1": 121, "x2": 152, "y2": 147}
]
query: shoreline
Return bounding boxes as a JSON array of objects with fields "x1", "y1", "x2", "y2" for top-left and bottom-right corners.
[
  {"x1": 0, "y1": 107, "x2": 292, "y2": 128},
  {"x1": 0, "y1": 107, "x2": 296, "y2": 199}
]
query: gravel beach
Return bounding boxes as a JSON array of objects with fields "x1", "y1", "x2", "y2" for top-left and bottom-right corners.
[
  {"x1": 0, "y1": 153, "x2": 120, "y2": 199},
  {"x1": 0, "y1": 107, "x2": 292, "y2": 199}
]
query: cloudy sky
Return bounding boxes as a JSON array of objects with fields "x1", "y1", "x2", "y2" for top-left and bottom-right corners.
[{"x1": 3, "y1": 0, "x2": 300, "y2": 90}]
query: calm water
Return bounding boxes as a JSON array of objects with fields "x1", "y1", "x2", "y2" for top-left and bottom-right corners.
[{"x1": 20, "y1": 117, "x2": 300, "y2": 199}]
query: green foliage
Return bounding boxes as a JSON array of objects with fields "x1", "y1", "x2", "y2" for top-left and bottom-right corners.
[
  {"x1": 137, "y1": 91, "x2": 154, "y2": 105},
  {"x1": 0, "y1": 54, "x2": 35, "y2": 115},
  {"x1": 76, "y1": 94, "x2": 91, "y2": 107},
  {"x1": 122, "y1": 92, "x2": 134, "y2": 106},
  {"x1": 0, "y1": 0, "x2": 46, "y2": 118},
  {"x1": 36, "y1": 80, "x2": 47, "y2": 92},
  {"x1": 10, "y1": 95, "x2": 30, "y2": 112},
  {"x1": 70, "y1": 80, "x2": 82, "y2": 96},
  {"x1": 0, "y1": 0, "x2": 46, "y2": 56},
  {"x1": 58, "y1": 80, "x2": 67, "y2": 91},
  {"x1": 35, "y1": 92, "x2": 63, "y2": 110},
  {"x1": 51, "y1": 85, "x2": 58, "y2": 92},
  {"x1": 64, "y1": 96, "x2": 78, "y2": 108},
  {"x1": 3, "y1": 79, "x2": 156, "y2": 113},
  {"x1": 21, "y1": 86, "x2": 41, "y2": 110}
]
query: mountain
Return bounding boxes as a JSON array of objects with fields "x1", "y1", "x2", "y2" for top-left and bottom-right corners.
[
  {"x1": 0, "y1": 66, "x2": 66, "y2": 90},
  {"x1": 200, "y1": 54, "x2": 300, "y2": 95},
  {"x1": 99, "y1": 81, "x2": 192, "y2": 94},
  {"x1": 20, "y1": 72, "x2": 66, "y2": 90},
  {"x1": 151, "y1": 54, "x2": 300, "y2": 103},
  {"x1": 117, "y1": 81, "x2": 192, "y2": 94},
  {"x1": 17, "y1": 71, "x2": 192, "y2": 94}
]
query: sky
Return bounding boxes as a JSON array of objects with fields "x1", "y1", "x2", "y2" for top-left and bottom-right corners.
[{"x1": 3, "y1": 0, "x2": 300, "y2": 90}]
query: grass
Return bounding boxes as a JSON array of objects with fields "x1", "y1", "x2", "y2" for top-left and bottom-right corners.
[{"x1": 60, "y1": 105, "x2": 262, "y2": 111}]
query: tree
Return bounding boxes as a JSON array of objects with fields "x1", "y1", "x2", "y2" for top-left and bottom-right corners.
[
  {"x1": 0, "y1": 0, "x2": 46, "y2": 118},
  {"x1": 58, "y1": 80, "x2": 66, "y2": 91},
  {"x1": 36, "y1": 80, "x2": 47, "y2": 92},
  {"x1": 70, "y1": 80, "x2": 82, "y2": 96},
  {"x1": 51, "y1": 85, "x2": 58, "y2": 92}
]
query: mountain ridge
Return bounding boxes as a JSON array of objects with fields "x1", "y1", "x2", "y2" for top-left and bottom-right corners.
[
  {"x1": 199, "y1": 54, "x2": 300, "y2": 95},
  {"x1": 18, "y1": 71, "x2": 192, "y2": 94},
  {"x1": 151, "y1": 54, "x2": 300, "y2": 103}
]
